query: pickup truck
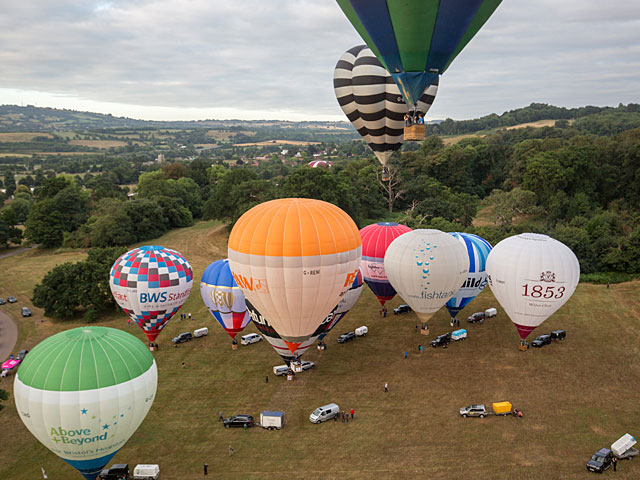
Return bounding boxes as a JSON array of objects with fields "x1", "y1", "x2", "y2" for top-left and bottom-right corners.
[{"x1": 460, "y1": 402, "x2": 515, "y2": 418}]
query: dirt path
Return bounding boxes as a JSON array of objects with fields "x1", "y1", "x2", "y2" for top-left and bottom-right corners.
[
  {"x1": 0, "y1": 244, "x2": 39, "y2": 260},
  {"x1": 0, "y1": 310, "x2": 18, "y2": 361}
]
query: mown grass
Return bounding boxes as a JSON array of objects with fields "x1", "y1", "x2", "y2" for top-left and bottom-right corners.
[{"x1": 0, "y1": 222, "x2": 639, "y2": 479}]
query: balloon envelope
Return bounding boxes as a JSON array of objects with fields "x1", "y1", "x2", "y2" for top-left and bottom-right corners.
[
  {"x1": 485, "y1": 233, "x2": 580, "y2": 339},
  {"x1": 246, "y1": 268, "x2": 363, "y2": 361},
  {"x1": 110, "y1": 245, "x2": 193, "y2": 343},
  {"x1": 200, "y1": 259, "x2": 252, "y2": 339},
  {"x1": 14, "y1": 327, "x2": 157, "y2": 480},
  {"x1": 445, "y1": 232, "x2": 492, "y2": 318},
  {"x1": 228, "y1": 198, "x2": 361, "y2": 353},
  {"x1": 360, "y1": 222, "x2": 412, "y2": 306},
  {"x1": 308, "y1": 160, "x2": 333, "y2": 169},
  {"x1": 337, "y1": 0, "x2": 502, "y2": 106},
  {"x1": 384, "y1": 229, "x2": 468, "y2": 323},
  {"x1": 334, "y1": 45, "x2": 438, "y2": 167}
]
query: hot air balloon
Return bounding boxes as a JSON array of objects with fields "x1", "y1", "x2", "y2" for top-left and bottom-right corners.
[
  {"x1": 360, "y1": 222, "x2": 412, "y2": 307},
  {"x1": 384, "y1": 229, "x2": 468, "y2": 334},
  {"x1": 14, "y1": 327, "x2": 157, "y2": 480},
  {"x1": 110, "y1": 245, "x2": 193, "y2": 346},
  {"x1": 228, "y1": 198, "x2": 361, "y2": 355},
  {"x1": 200, "y1": 259, "x2": 251, "y2": 342},
  {"x1": 337, "y1": 0, "x2": 502, "y2": 110},
  {"x1": 445, "y1": 232, "x2": 492, "y2": 322},
  {"x1": 308, "y1": 160, "x2": 333, "y2": 169},
  {"x1": 334, "y1": 45, "x2": 438, "y2": 178},
  {"x1": 246, "y1": 267, "x2": 363, "y2": 362},
  {"x1": 485, "y1": 233, "x2": 580, "y2": 343}
]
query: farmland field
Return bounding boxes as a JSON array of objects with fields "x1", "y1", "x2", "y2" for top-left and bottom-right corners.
[
  {"x1": 0, "y1": 222, "x2": 639, "y2": 479},
  {"x1": 0, "y1": 132, "x2": 54, "y2": 142}
]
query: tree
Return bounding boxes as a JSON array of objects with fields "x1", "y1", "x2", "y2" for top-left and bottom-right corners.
[
  {"x1": 3, "y1": 171, "x2": 15, "y2": 197},
  {"x1": 0, "y1": 388, "x2": 8, "y2": 412},
  {"x1": 24, "y1": 199, "x2": 67, "y2": 247},
  {"x1": 484, "y1": 188, "x2": 540, "y2": 229}
]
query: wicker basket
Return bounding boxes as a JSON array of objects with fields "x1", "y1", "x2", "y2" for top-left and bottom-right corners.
[{"x1": 404, "y1": 124, "x2": 426, "y2": 141}]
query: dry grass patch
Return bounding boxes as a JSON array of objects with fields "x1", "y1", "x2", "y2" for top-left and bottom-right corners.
[
  {"x1": 0, "y1": 132, "x2": 54, "y2": 142},
  {"x1": 69, "y1": 140, "x2": 131, "y2": 148},
  {"x1": 234, "y1": 140, "x2": 321, "y2": 147}
]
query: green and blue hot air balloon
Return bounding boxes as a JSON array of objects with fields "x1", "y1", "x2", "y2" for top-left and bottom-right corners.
[
  {"x1": 337, "y1": 0, "x2": 503, "y2": 107},
  {"x1": 14, "y1": 327, "x2": 157, "y2": 480}
]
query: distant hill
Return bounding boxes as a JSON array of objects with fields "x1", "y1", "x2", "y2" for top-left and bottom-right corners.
[{"x1": 0, "y1": 104, "x2": 353, "y2": 132}]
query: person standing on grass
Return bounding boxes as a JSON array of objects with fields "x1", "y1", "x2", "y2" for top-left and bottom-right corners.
[
  {"x1": 204, "y1": 463, "x2": 208, "y2": 475},
  {"x1": 218, "y1": 411, "x2": 223, "y2": 421},
  {"x1": 265, "y1": 375, "x2": 269, "y2": 383},
  {"x1": 189, "y1": 312, "x2": 192, "y2": 320},
  {"x1": 384, "y1": 383, "x2": 388, "y2": 393},
  {"x1": 350, "y1": 408, "x2": 354, "y2": 420},
  {"x1": 229, "y1": 445, "x2": 234, "y2": 456},
  {"x1": 612, "y1": 456, "x2": 617, "y2": 472}
]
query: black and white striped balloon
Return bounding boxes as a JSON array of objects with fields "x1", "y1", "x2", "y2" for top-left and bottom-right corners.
[{"x1": 333, "y1": 45, "x2": 438, "y2": 167}]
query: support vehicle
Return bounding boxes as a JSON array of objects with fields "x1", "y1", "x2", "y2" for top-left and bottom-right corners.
[
  {"x1": 466, "y1": 312, "x2": 485, "y2": 323},
  {"x1": 337, "y1": 332, "x2": 355, "y2": 343},
  {"x1": 99, "y1": 464, "x2": 129, "y2": 480},
  {"x1": 355, "y1": 326, "x2": 368, "y2": 336},
  {"x1": 223, "y1": 414, "x2": 254, "y2": 428},
  {"x1": 550, "y1": 330, "x2": 566, "y2": 341},
  {"x1": 171, "y1": 332, "x2": 192, "y2": 344},
  {"x1": 309, "y1": 403, "x2": 340, "y2": 423},
  {"x1": 531, "y1": 334, "x2": 552, "y2": 348},
  {"x1": 240, "y1": 333, "x2": 262, "y2": 345},
  {"x1": 193, "y1": 327, "x2": 208, "y2": 338},
  {"x1": 393, "y1": 304, "x2": 411, "y2": 314},
  {"x1": 611, "y1": 433, "x2": 638, "y2": 460},
  {"x1": 586, "y1": 448, "x2": 614, "y2": 473},
  {"x1": 451, "y1": 329, "x2": 467, "y2": 341},
  {"x1": 430, "y1": 333, "x2": 451, "y2": 348},
  {"x1": 484, "y1": 307, "x2": 497, "y2": 317},
  {"x1": 460, "y1": 402, "x2": 514, "y2": 418}
]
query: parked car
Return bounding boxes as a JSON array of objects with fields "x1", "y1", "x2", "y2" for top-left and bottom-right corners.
[
  {"x1": 223, "y1": 414, "x2": 254, "y2": 428},
  {"x1": 531, "y1": 334, "x2": 552, "y2": 348},
  {"x1": 21, "y1": 307, "x2": 32, "y2": 317},
  {"x1": 240, "y1": 333, "x2": 262, "y2": 345},
  {"x1": 132, "y1": 464, "x2": 159, "y2": 480},
  {"x1": 0, "y1": 298, "x2": 5, "y2": 305},
  {"x1": 171, "y1": 332, "x2": 193, "y2": 344},
  {"x1": 273, "y1": 361, "x2": 315, "y2": 376},
  {"x1": 99, "y1": 463, "x2": 129, "y2": 480},
  {"x1": 466, "y1": 312, "x2": 485, "y2": 323},
  {"x1": 309, "y1": 403, "x2": 340, "y2": 423},
  {"x1": 550, "y1": 329, "x2": 566, "y2": 341},
  {"x1": 337, "y1": 331, "x2": 355, "y2": 343},
  {"x1": 7, "y1": 296, "x2": 17, "y2": 303},
  {"x1": 16, "y1": 349, "x2": 28, "y2": 361},
  {"x1": 393, "y1": 304, "x2": 411, "y2": 315},
  {"x1": 430, "y1": 332, "x2": 451, "y2": 348},
  {"x1": 586, "y1": 448, "x2": 614, "y2": 473},
  {"x1": 459, "y1": 404, "x2": 488, "y2": 418}
]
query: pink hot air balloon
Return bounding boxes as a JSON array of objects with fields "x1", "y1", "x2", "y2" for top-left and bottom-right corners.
[{"x1": 360, "y1": 222, "x2": 412, "y2": 307}]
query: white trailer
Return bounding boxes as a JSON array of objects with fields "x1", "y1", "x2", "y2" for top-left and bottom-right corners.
[
  {"x1": 260, "y1": 411, "x2": 284, "y2": 430},
  {"x1": 355, "y1": 326, "x2": 368, "y2": 336},
  {"x1": 612, "y1": 433, "x2": 638, "y2": 459},
  {"x1": 133, "y1": 464, "x2": 160, "y2": 479},
  {"x1": 484, "y1": 308, "x2": 497, "y2": 318}
]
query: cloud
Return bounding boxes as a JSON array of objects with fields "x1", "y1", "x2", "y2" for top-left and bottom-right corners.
[{"x1": 1, "y1": 0, "x2": 639, "y2": 120}]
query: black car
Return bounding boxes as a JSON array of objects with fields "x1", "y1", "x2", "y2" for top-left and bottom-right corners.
[
  {"x1": 16, "y1": 349, "x2": 29, "y2": 361},
  {"x1": 0, "y1": 298, "x2": 5, "y2": 305},
  {"x1": 466, "y1": 312, "x2": 485, "y2": 323},
  {"x1": 337, "y1": 332, "x2": 355, "y2": 343},
  {"x1": 586, "y1": 448, "x2": 613, "y2": 473},
  {"x1": 223, "y1": 414, "x2": 254, "y2": 428},
  {"x1": 551, "y1": 329, "x2": 566, "y2": 341},
  {"x1": 430, "y1": 333, "x2": 451, "y2": 348},
  {"x1": 393, "y1": 304, "x2": 411, "y2": 315},
  {"x1": 21, "y1": 307, "x2": 32, "y2": 317},
  {"x1": 172, "y1": 331, "x2": 193, "y2": 344},
  {"x1": 7, "y1": 296, "x2": 17, "y2": 303},
  {"x1": 98, "y1": 463, "x2": 129, "y2": 480},
  {"x1": 531, "y1": 334, "x2": 552, "y2": 348}
]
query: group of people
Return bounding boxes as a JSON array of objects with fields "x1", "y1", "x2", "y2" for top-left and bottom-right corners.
[
  {"x1": 335, "y1": 408, "x2": 355, "y2": 422},
  {"x1": 379, "y1": 307, "x2": 387, "y2": 317},
  {"x1": 404, "y1": 110, "x2": 425, "y2": 126}
]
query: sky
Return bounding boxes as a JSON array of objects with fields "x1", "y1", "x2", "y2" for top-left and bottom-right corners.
[{"x1": 1, "y1": 0, "x2": 639, "y2": 122}]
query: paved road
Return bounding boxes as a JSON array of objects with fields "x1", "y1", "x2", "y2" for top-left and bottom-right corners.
[{"x1": 0, "y1": 310, "x2": 18, "y2": 362}]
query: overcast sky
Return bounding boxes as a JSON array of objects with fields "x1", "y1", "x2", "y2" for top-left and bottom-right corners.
[{"x1": 1, "y1": 0, "x2": 639, "y2": 122}]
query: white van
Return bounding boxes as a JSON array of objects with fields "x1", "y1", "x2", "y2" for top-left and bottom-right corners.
[
  {"x1": 133, "y1": 464, "x2": 159, "y2": 479},
  {"x1": 260, "y1": 411, "x2": 284, "y2": 430},
  {"x1": 240, "y1": 333, "x2": 262, "y2": 345},
  {"x1": 484, "y1": 308, "x2": 498, "y2": 318},
  {"x1": 193, "y1": 327, "x2": 208, "y2": 338},
  {"x1": 309, "y1": 403, "x2": 340, "y2": 423},
  {"x1": 273, "y1": 365, "x2": 290, "y2": 376},
  {"x1": 355, "y1": 326, "x2": 368, "y2": 337}
]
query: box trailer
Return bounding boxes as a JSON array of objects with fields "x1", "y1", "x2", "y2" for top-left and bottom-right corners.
[
  {"x1": 260, "y1": 411, "x2": 284, "y2": 430},
  {"x1": 355, "y1": 326, "x2": 368, "y2": 336},
  {"x1": 452, "y1": 329, "x2": 467, "y2": 341},
  {"x1": 492, "y1": 402, "x2": 513, "y2": 415},
  {"x1": 612, "y1": 433, "x2": 638, "y2": 458},
  {"x1": 484, "y1": 308, "x2": 497, "y2": 318},
  {"x1": 133, "y1": 464, "x2": 160, "y2": 479}
]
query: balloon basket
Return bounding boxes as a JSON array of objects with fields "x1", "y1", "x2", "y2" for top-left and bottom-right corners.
[
  {"x1": 404, "y1": 124, "x2": 426, "y2": 141},
  {"x1": 420, "y1": 327, "x2": 430, "y2": 336},
  {"x1": 381, "y1": 170, "x2": 390, "y2": 182},
  {"x1": 317, "y1": 344, "x2": 326, "y2": 351},
  {"x1": 286, "y1": 373, "x2": 294, "y2": 381},
  {"x1": 291, "y1": 362, "x2": 303, "y2": 373},
  {"x1": 232, "y1": 344, "x2": 238, "y2": 350},
  {"x1": 519, "y1": 344, "x2": 529, "y2": 352}
]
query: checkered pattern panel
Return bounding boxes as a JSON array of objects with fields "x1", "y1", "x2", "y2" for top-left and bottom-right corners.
[
  {"x1": 111, "y1": 246, "x2": 193, "y2": 288},
  {"x1": 124, "y1": 307, "x2": 179, "y2": 335}
]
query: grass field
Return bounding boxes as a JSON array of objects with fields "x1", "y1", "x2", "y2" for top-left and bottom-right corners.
[
  {"x1": 233, "y1": 140, "x2": 321, "y2": 147},
  {"x1": 69, "y1": 139, "x2": 131, "y2": 148},
  {"x1": 0, "y1": 132, "x2": 54, "y2": 142},
  {"x1": 1, "y1": 222, "x2": 639, "y2": 479}
]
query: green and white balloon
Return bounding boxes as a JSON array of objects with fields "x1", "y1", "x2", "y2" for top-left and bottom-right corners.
[{"x1": 14, "y1": 327, "x2": 157, "y2": 480}]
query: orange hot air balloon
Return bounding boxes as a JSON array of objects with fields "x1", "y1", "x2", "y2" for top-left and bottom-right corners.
[{"x1": 228, "y1": 198, "x2": 362, "y2": 354}]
